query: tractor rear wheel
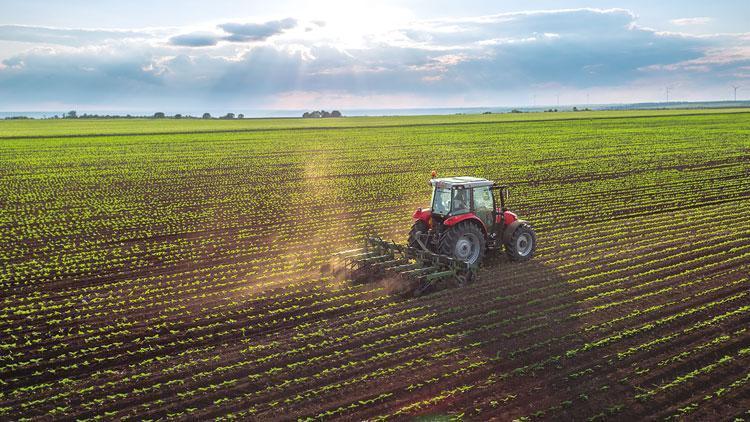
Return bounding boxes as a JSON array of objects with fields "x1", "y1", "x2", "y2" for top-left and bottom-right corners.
[
  {"x1": 505, "y1": 223, "x2": 536, "y2": 261},
  {"x1": 440, "y1": 222, "x2": 486, "y2": 266},
  {"x1": 408, "y1": 220, "x2": 429, "y2": 250}
]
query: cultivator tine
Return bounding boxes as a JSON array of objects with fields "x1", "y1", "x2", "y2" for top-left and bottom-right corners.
[
  {"x1": 368, "y1": 259, "x2": 409, "y2": 272},
  {"x1": 400, "y1": 266, "x2": 438, "y2": 276},
  {"x1": 359, "y1": 254, "x2": 394, "y2": 263},
  {"x1": 390, "y1": 262, "x2": 421, "y2": 271}
]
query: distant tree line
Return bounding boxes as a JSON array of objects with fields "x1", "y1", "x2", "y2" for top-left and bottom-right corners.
[
  {"x1": 302, "y1": 110, "x2": 342, "y2": 118},
  {"x1": 49, "y1": 111, "x2": 247, "y2": 120}
]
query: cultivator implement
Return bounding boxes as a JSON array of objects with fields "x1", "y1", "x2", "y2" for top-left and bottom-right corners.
[{"x1": 334, "y1": 236, "x2": 476, "y2": 296}]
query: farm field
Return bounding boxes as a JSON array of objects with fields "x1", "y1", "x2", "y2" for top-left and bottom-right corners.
[{"x1": 1, "y1": 110, "x2": 750, "y2": 420}]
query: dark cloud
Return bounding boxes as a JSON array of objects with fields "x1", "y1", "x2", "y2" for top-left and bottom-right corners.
[
  {"x1": 219, "y1": 18, "x2": 297, "y2": 42},
  {"x1": 169, "y1": 32, "x2": 220, "y2": 47},
  {"x1": 412, "y1": 9, "x2": 635, "y2": 47},
  {"x1": 169, "y1": 18, "x2": 297, "y2": 47},
  {"x1": 377, "y1": 9, "x2": 716, "y2": 90},
  {"x1": 0, "y1": 49, "x2": 161, "y2": 106}
]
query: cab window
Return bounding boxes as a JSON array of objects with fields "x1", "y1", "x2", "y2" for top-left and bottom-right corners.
[
  {"x1": 452, "y1": 189, "x2": 470, "y2": 214},
  {"x1": 431, "y1": 188, "x2": 452, "y2": 215},
  {"x1": 473, "y1": 186, "x2": 493, "y2": 211}
]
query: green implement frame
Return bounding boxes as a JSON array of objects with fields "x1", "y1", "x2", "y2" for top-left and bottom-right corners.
[{"x1": 334, "y1": 236, "x2": 477, "y2": 296}]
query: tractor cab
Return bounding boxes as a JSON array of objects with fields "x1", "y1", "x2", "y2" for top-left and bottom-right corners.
[
  {"x1": 430, "y1": 177, "x2": 498, "y2": 225},
  {"x1": 425, "y1": 176, "x2": 513, "y2": 232}
]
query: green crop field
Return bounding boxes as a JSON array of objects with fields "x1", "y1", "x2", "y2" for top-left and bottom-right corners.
[{"x1": 1, "y1": 110, "x2": 750, "y2": 420}]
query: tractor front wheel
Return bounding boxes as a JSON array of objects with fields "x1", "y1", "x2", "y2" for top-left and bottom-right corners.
[
  {"x1": 505, "y1": 223, "x2": 536, "y2": 261},
  {"x1": 440, "y1": 222, "x2": 486, "y2": 266}
]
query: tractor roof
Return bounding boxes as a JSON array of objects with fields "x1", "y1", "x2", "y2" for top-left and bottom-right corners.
[{"x1": 430, "y1": 176, "x2": 494, "y2": 189}]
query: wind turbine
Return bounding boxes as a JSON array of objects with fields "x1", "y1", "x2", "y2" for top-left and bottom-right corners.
[{"x1": 732, "y1": 85, "x2": 741, "y2": 102}]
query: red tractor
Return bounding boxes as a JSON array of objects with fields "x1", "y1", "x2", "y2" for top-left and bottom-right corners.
[
  {"x1": 409, "y1": 176, "x2": 536, "y2": 266},
  {"x1": 336, "y1": 175, "x2": 536, "y2": 294}
]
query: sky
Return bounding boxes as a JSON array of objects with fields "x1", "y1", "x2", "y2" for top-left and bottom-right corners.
[{"x1": 0, "y1": 0, "x2": 748, "y2": 112}]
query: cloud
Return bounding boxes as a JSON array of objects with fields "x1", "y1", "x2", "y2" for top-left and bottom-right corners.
[
  {"x1": 670, "y1": 17, "x2": 713, "y2": 26},
  {"x1": 0, "y1": 46, "x2": 162, "y2": 106},
  {"x1": 0, "y1": 24, "x2": 147, "y2": 46},
  {"x1": 169, "y1": 32, "x2": 220, "y2": 47},
  {"x1": 0, "y1": 8, "x2": 748, "y2": 109},
  {"x1": 169, "y1": 18, "x2": 297, "y2": 47},
  {"x1": 388, "y1": 8, "x2": 636, "y2": 50},
  {"x1": 219, "y1": 18, "x2": 297, "y2": 42},
  {"x1": 370, "y1": 9, "x2": 711, "y2": 89}
]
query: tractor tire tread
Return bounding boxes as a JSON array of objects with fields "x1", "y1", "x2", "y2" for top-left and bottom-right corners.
[
  {"x1": 439, "y1": 221, "x2": 486, "y2": 266},
  {"x1": 505, "y1": 222, "x2": 536, "y2": 261}
]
